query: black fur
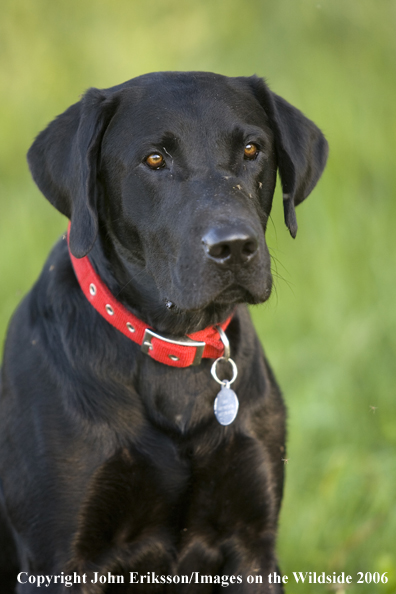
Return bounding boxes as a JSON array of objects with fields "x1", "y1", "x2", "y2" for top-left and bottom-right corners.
[{"x1": 0, "y1": 72, "x2": 328, "y2": 593}]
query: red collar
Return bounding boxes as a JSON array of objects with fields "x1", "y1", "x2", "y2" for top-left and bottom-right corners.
[{"x1": 67, "y1": 225, "x2": 232, "y2": 368}]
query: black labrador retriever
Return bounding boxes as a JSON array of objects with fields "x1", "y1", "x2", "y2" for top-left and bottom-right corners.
[{"x1": 0, "y1": 72, "x2": 328, "y2": 593}]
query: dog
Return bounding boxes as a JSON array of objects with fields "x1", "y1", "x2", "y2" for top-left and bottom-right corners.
[{"x1": 0, "y1": 71, "x2": 328, "y2": 593}]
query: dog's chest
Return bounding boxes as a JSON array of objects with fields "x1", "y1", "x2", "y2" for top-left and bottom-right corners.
[
  {"x1": 137, "y1": 361, "x2": 221, "y2": 431},
  {"x1": 72, "y1": 432, "x2": 272, "y2": 574}
]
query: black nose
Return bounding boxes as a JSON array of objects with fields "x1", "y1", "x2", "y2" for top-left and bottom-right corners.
[{"x1": 202, "y1": 225, "x2": 259, "y2": 266}]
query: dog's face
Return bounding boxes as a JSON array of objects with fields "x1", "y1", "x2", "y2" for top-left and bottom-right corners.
[
  {"x1": 100, "y1": 75, "x2": 277, "y2": 313},
  {"x1": 28, "y1": 72, "x2": 328, "y2": 332}
]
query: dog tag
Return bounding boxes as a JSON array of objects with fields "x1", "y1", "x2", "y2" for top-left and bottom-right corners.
[{"x1": 214, "y1": 385, "x2": 239, "y2": 426}]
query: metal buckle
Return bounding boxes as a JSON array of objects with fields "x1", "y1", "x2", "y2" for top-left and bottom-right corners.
[{"x1": 141, "y1": 328, "x2": 206, "y2": 366}]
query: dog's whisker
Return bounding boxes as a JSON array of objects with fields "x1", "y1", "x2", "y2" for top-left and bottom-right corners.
[{"x1": 114, "y1": 277, "x2": 135, "y2": 298}]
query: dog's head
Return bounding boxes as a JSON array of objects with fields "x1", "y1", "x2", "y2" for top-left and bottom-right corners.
[{"x1": 28, "y1": 72, "x2": 328, "y2": 332}]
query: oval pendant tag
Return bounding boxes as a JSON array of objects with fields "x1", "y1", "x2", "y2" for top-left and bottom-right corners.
[{"x1": 214, "y1": 386, "x2": 239, "y2": 426}]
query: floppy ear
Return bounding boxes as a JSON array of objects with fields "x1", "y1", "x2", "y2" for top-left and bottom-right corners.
[
  {"x1": 250, "y1": 77, "x2": 329, "y2": 238},
  {"x1": 27, "y1": 88, "x2": 118, "y2": 257}
]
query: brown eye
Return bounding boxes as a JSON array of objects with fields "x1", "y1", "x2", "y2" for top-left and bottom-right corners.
[
  {"x1": 244, "y1": 143, "x2": 259, "y2": 160},
  {"x1": 145, "y1": 153, "x2": 165, "y2": 169}
]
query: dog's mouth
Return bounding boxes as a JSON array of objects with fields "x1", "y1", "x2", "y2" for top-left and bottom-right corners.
[
  {"x1": 215, "y1": 283, "x2": 265, "y2": 305},
  {"x1": 166, "y1": 282, "x2": 270, "y2": 315},
  {"x1": 157, "y1": 281, "x2": 272, "y2": 334}
]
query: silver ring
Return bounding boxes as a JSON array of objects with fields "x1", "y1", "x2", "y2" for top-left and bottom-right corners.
[
  {"x1": 211, "y1": 356, "x2": 238, "y2": 386},
  {"x1": 215, "y1": 325, "x2": 230, "y2": 360}
]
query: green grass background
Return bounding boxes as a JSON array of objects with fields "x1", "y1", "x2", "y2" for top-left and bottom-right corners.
[{"x1": 1, "y1": 1, "x2": 395, "y2": 592}]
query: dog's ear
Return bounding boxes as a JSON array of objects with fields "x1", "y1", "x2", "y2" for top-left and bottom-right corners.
[
  {"x1": 249, "y1": 77, "x2": 329, "y2": 238},
  {"x1": 27, "y1": 88, "x2": 118, "y2": 257}
]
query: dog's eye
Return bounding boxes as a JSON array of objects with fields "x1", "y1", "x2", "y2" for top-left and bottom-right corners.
[
  {"x1": 244, "y1": 143, "x2": 259, "y2": 160},
  {"x1": 145, "y1": 153, "x2": 165, "y2": 169}
]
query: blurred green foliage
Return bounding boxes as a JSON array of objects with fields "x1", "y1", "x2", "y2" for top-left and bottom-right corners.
[{"x1": 1, "y1": 0, "x2": 395, "y2": 591}]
